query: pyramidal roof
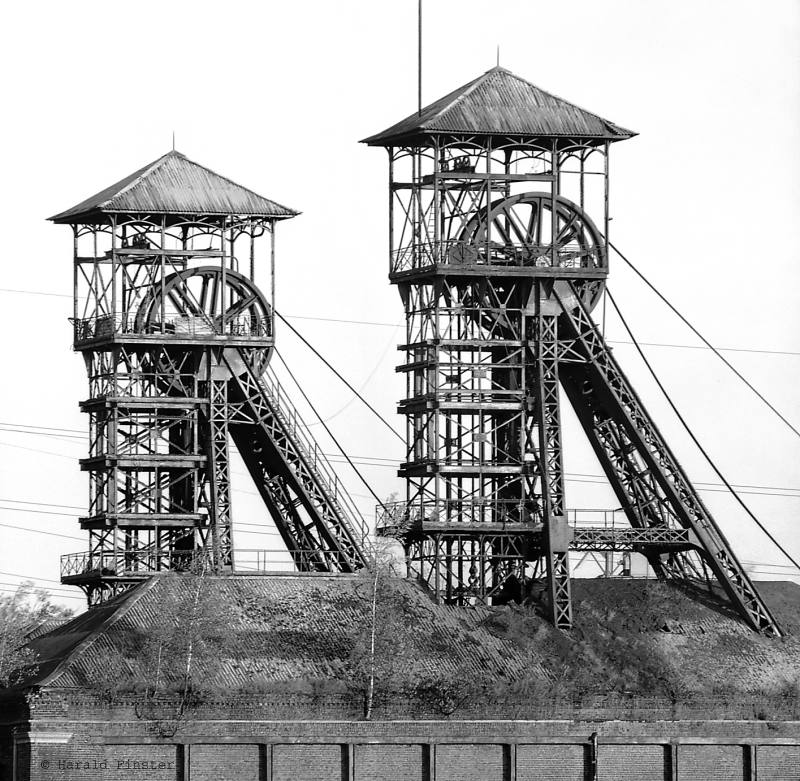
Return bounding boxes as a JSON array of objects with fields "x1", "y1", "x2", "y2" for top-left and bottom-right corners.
[
  {"x1": 49, "y1": 150, "x2": 299, "y2": 224},
  {"x1": 362, "y1": 66, "x2": 635, "y2": 146}
]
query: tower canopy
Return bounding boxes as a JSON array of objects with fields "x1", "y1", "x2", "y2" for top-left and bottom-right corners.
[
  {"x1": 362, "y1": 66, "x2": 636, "y2": 147},
  {"x1": 49, "y1": 150, "x2": 298, "y2": 224}
]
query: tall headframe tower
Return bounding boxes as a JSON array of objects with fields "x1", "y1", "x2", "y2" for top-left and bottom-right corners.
[
  {"x1": 51, "y1": 151, "x2": 369, "y2": 605},
  {"x1": 365, "y1": 67, "x2": 780, "y2": 635}
]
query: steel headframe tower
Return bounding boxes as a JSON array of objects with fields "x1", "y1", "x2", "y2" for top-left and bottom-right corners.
[
  {"x1": 51, "y1": 151, "x2": 369, "y2": 605},
  {"x1": 364, "y1": 66, "x2": 780, "y2": 635}
]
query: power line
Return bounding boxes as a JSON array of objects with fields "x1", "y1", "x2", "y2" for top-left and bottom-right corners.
[
  {"x1": 0, "y1": 421, "x2": 84, "y2": 435},
  {"x1": 0, "y1": 498, "x2": 85, "y2": 511},
  {"x1": 0, "y1": 587, "x2": 85, "y2": 601},
  {"x1": 0, "y1": 505, "x2": 77, "y2": 518},
  {"x1": 611, "y1": 241, "x2": 800, "y2": 439},
  {"x1": 606, "y1": 288, "x2": 800, "y2": 573},
  {"x1": 0, "y1": 287, "x2": 71, "y2": 298},
  {"x1": 274, "y1": 310, "x2": 404, "y2": 443},
  {"x1": 0, "y1": 570, "x2": 64, "y2": 585},
  {"x1": 308, "y1": 323, "x2": 401, "y2": 427},
  {"x1": 0, "y1": 580, "x2": 80, "y2": 596},
  {"x1": 283, "y1": 313, "x2": 399, "y2": 328},
  {"x1": 274, "y1": 348, "x2": 386, "y2": 513},
  {"x1": 0, "y1": 420, "x2": 796, "y2": 497},
  {"x1": 1, "y1": 284, "x2": 798, "y2": 357},
  {"x1": 608, "y1": 339, "x2": 800, "y2": 358},
  {"x1": 0, "y1": 440, "x2": 77, "y2": 460},
  {"x1": 0, "y1": 521, "x2": 84, "y2": 542}
]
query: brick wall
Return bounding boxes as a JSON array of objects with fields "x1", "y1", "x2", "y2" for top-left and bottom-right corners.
[
  {"x1": 758, "y1": 745, "x2": 800, "y2": 780},
  {"x1": 189, "y1": 744, "x2": 261, "y2": 781},
  {"x1": 678, "y1": 744, "x2": 746, "y2": 781},
  {"x1": 517, "y1": 744, "x2": 587, "y2": 781},
  {"x1": 434, "y1": 744, "x2": 507, "y2": 781},
  {"x1": 7, "y1": 693, "x2": 800, "y2": 781},
  {"x1": 272, "y1": 744, "x2": 345, "y2": 781},
  {"x1": 354, "y1": 744, "x2": 425, "y2": 781},
  {"x1": 599, "y1": 745, "x2": 670, "y2": 781},
  {"x1": 12, "y1": 736, "x2": 800, "y2": 781}
]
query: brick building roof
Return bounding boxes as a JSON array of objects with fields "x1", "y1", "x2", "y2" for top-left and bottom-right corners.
[{"x1": 25, "y1": 576, "x2": 800, "y2": 695}]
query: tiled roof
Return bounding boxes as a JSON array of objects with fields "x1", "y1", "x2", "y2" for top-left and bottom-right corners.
[
  {"x1": 26, "y1": 577, "x2": 800, "y2": 694},
  {"x1": 362, "y1": 66, "x2": 635, "y2": 146},
  {"x1": 29, "y1": 575, "x2": 545, "y2": 689},
  {"x1": 49, "y1": 150, "x2": 298, "y2": 223}
]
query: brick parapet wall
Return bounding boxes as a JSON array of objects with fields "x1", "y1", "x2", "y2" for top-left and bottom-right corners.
[
  {"x1": 5, "y1": 690, "x2": 800, "y2": 781},
  {"x1": 5, "y1": 688, "x2": 800, "y2": 726}
]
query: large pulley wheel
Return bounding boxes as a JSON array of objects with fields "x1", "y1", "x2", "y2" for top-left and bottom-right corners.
[
  {"x1": 460, "y1": 192, "x2": 606, "y2": 311},
  {"x1": 135, "y1": 266, "x2": 272, "y2": 376}
]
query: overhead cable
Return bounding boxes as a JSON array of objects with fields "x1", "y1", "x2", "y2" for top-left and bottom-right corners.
[
  {"x1": 274, "y1": 310, "x2": 405, "y2": 443},
  {"x1": 610, "y1": 242, "x2": 800, "y2": 439},
  {"x1": 606, "y1": 288, "x2": 800, "y2": 572},
  {"x1": 274, "y1": 348, "x2": 388, "y2": 512}
]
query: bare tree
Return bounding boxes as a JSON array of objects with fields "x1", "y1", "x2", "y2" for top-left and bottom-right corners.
[
  {"x1": 347, "y1": 537, "x2": 411, "y2": 719},
  {"x1": 94, "y1": 562, "x2": 232, "y2": 736},
  {"x1": 0, "y1": 582, "x2": 73, "y2": 688}
]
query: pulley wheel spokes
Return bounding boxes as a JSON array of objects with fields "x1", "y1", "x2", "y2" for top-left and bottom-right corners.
[{"x1": 460, "y1": 192, "x2": 606, "y2": 271}]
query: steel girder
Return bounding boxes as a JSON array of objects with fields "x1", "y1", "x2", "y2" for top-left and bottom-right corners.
[
  {"x1": 533, "y1": 303, "x2": 572, "y2": 629},
  {"x1": 556, "y1": 283, "x2": 781, "y2": 636},
  {"x1": 203, "y1": 373, "x2": 233, "y2": 570},
  {"x1": 226, "y1": 349, "x2": 370, "y2": 573}
]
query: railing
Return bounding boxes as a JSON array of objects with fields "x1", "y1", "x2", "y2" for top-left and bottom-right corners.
[
  {"x1": 256, "y1": 364, "x2": 372, "y2": 549},
  {"x1": 234, "y1": 548, "x2": 359, "y2": 572},
  {"x1": 60, "y1": 549, "x2": 209, "y2": 579},
  {"x1": 88, "y1": 370, "x2": 200, "y2": 399},
  {"x1": 377, "y1": 499, "x2": 543, "y2": 534},
  {"x1": 569, "y1": 509, "x2": 692, "y2": 551},
  {"x1": 390, "y1": 240, "x2": 604, "y2": 275},
  {"x1": 377, "y1": 503, "x2": 691, "y2": 550},
  {"x1": 61, "y1": 548, "x2": 364, "y2": 579},
  {"x1": 72, "y1": 313, "x2": 272, "y2": 343}
]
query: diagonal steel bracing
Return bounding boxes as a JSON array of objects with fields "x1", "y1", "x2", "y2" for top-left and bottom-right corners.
[
  {"x1": 556, "y1": 283, "x2": 781, "y2": 636},
  {"x1": 533, "y1": 299, "x2": 572, "y2": 629},
  {"x1": 225, "y1": 349, "x2": 370, "y2": 572}
]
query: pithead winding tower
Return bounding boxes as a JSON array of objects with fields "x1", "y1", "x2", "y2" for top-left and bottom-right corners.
[
  {"x1": 365, "y1": 66, "x2": 780, "y2": 635},
  {"x1": 51, "y1": 151, "x2": 369, "y2": 605}
]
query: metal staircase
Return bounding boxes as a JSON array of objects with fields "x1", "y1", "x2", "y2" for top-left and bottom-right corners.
[{"x1": 226, "y1": 349, "x2": 371, "y2": 572}]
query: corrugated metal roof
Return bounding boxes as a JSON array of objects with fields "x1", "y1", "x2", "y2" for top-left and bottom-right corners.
[
  {"x1": 362, "y1": 66, "x2": 636, "y2": 146},
  {"x1": 49, "y1": 150, "x2": 299, "y2": 223}
]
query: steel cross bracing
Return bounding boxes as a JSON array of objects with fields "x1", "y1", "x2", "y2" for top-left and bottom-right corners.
[
  {"x1": 534, "y1": 305, "x2": 572, "y2": 629},
  {"x1": 225, "y1": 349, "x2": 370, "y2": 573},
  {"x1": 59, "y1": 201, "x2": 370, "y2": 604},
  {"x1": 371, "y1": 128, "x2": 781, "y2": 636},
  {"x1": 557, "y1": 282, "x2": 781, "y2": 636},
  {"x1": 203, "y1": 374, "x2": 233, "y2": 570}
]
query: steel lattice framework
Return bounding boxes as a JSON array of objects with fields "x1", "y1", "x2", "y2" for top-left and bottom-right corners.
[
  {"x1": 365, "y1": 68, "x2": 781, "y2": 635},
  {"x1": 52, "y1": 151, "x2": 370, "y2": 605}
]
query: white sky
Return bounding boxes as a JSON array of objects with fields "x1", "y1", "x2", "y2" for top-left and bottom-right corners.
[{"x1": 0, "y1": 0, "x2": 798, "y2": 608}]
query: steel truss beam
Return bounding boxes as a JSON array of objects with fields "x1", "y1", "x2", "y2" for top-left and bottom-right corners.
[
  {"x1": 203, "y1": 368, "x2": 233, "y2": 571},
  {"x1": 557, "y1": 283, "x2": 781, "y2": 636},
  {"x1": 533, "y1": 295, "x2": 572, "y2": 628},
  {"x1": 225, "y1": 349, "x2": 369, "y2": 573}
]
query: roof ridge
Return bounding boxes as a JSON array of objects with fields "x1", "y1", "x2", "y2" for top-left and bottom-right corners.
[
  {"x1": 501, "y1": 69, "x2": 630, "y2": 133},
  {"x1": 362, "y1": 66, "x2": 636, "y2": 145},
  {"x1": 422, "y1": 69, "x2": 496, "y2": 125},
  {"x1": 96, "y1": 151, "x2": 175, "y2": 210},
  {"x1": 163, "y1": 152, "x2": 298, "y2": 216},
  {"x1": 37, "y1": 578, "x2": 159, "y2": 688}
]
